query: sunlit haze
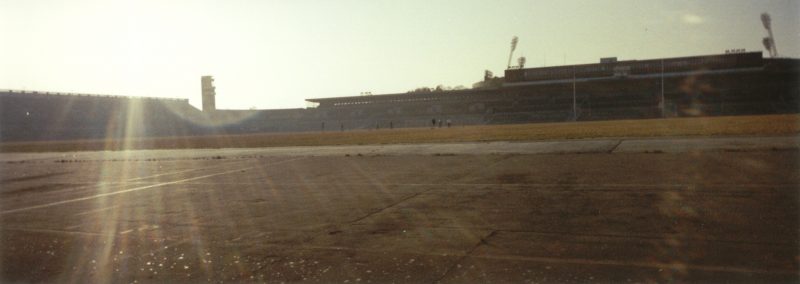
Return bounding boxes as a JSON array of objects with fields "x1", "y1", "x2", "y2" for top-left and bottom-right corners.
[{"x1": 1, "y1": 0, "x2": 798, "y2": 110}]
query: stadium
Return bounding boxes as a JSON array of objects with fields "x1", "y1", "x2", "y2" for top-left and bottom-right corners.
[
  {"x1": 2, "y1": 5, "x2": 799, "y2": 281},
  {"x1": 1, "y1": 51, "x2": 797, "y2": 142}
]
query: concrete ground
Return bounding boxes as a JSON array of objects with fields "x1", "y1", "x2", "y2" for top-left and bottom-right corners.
[{"x1": 0, "y1": 136, "x2": 798, "y2": 283}]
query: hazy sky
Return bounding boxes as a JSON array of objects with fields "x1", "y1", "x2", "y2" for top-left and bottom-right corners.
[{"x1": 1, "y1": 0, "x2": 798, "y2": 109}]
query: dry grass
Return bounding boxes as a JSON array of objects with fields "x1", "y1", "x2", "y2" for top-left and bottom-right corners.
[{"x1": 2, "y1": 114, "x2": 798, "y2": 153}]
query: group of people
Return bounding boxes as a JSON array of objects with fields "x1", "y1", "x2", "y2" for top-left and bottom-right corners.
[
  {"x1": 431, "y1": 118, "x2": 452, "y2": 128},
  {"x1": 321, "y1": 119, "x2": 453, "y2": 132}
]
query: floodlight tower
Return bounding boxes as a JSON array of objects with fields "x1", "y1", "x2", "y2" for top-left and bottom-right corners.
[
  {"x1": 507, "y1": 36, "x2": 519, "y2": 69},
  {"x1": 761, "y1": 13, "x2": 778, "y2": 58}
]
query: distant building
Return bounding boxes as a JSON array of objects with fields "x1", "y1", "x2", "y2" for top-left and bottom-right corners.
[{"x1": 201, "y1": 76, "x2": 216, "y2": 112}]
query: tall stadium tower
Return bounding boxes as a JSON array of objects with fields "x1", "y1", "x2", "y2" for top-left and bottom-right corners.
[{"x1": 201, "y1": 76, "x2": 216, "y2": 112}]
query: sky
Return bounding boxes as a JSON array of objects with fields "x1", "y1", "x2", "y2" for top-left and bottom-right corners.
[{"x1": 1, "y1": 0, "x2": 798, "y2": 110}]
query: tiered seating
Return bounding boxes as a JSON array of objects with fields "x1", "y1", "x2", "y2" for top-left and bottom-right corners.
[{"x1": 0, "y1": 91, "x2": 204, "y2": 141}]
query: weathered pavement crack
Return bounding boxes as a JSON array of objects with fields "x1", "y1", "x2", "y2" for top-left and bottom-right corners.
[
  {"x1": 433, "y1": 230, "x2": 498, "y2": 283},
  {"x1": 607, "y1": 139, "x2": 624, "y2": 153},
  {"x1": 348, "y1": 189, "x2": 431, "y2": 224},
  {"x1": 449, "y1": 154, "x2": 515, "y2": 184}
]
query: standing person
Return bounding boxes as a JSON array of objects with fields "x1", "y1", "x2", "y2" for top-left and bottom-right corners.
[
  {"x1": 340, "y1": 123, "x2": 344, "y2": 132},
  {"x1": 431, "y1": 118, "x2": 436, "y2": 128},
  {"x1": 438, "y1": 120, "x2": 442, "y2": 128},
  {"x1": 446, "y1": 119, "x2": 451, "y2": 128}
]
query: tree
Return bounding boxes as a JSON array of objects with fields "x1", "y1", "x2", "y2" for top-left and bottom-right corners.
[{"x1": 473, "y1": 70, "x2": 504, "y2": 89}]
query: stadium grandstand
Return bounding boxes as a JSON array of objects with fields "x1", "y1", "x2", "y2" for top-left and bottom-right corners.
[
  {"x1": 1, "y1": 51, "x2": 798, "y2": 142},
  {"x1": 306, "y1": 52, "x2": 798, "y2": 128},
  {"x1": 0, "y1": 90, "x2": 211, "y2": 141}
]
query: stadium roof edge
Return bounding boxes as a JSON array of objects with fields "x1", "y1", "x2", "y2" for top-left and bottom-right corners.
[
  {"x1": 305, "y1": 88, "x2": 500, "y2": 103},
  {"x1": 507, "y1": 51, "x2": 764, "y2": 72},
  {"x1": 306, "y1": 52, "x2": 773, "y2": 103},
  {"x1": 0, "y1": 89, "x2": 188, "y2": 102}
]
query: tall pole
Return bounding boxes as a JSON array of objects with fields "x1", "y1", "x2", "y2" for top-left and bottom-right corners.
[
  {"x1": 767, "y1": 28, "x2": 777, "y2": 56},
  {"x1": 507, "y1": 36, "x2": 518, "y2": 69},
  {"x1": 573, "y1": 67, "x2": 577, "y2": 120},
  {"x1": 660, "y1": 59, "x2": 665, "y2": 117}
]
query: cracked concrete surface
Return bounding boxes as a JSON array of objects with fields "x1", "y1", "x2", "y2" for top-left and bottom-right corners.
[{"x1": 0, "y1": 136, "x2": 797, "y2": 283}]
